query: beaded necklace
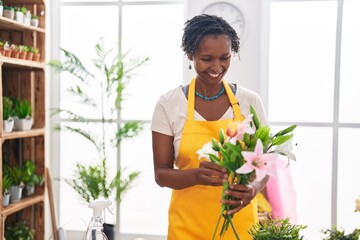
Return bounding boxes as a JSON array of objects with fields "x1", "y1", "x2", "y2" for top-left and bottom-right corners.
[{"x1": 195, "y1": 85, "x2": 225, "y2": 101}]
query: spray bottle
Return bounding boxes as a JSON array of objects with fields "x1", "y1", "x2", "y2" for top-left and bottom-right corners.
[{"x1": 84, "y1": 199, "x2": 112, "y2": 240}]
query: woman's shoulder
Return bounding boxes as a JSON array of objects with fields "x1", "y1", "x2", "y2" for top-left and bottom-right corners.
[
  {"x1": 232, "y1": 83, "x2": 261, "y2": 101},
  {"x1": 157, "y1": 86, "x2": 184, "y2": 104}
]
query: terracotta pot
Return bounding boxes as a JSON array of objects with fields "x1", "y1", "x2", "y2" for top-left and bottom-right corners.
[
  {"x1": 33, "y1": 53, "x2": 41, "y2": 61},
  {"x1": 26, "y1": 52, "x2": 33, "y2": 60},
  {"x1": 19, "y1": 51, "x2": 27, "y2": 60},
  {"x1": 4, "y1": 49, "x2": 11, "y2": 57},
  {"x1": 11, "y1": 50, "x2": 19, "y2": 58}
]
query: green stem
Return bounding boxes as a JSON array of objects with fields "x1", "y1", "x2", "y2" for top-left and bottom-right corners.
[
  {"x1": 212, "y1": 205, "x2": 226, "y2": 240},
  {"x1": 229, "y1": 215, "x2": 241, "y2": 240}
]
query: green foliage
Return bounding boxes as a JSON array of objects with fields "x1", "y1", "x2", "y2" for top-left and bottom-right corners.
[
  {"x1": 322, "y1": 226, "x2": 360, "y2": 240},
  {"x1": 48, "y1": 39, "x2": 149, "y2": 204},
  {"x1": 2, "y1": 96, "x2": 13, "y2": 120},
  {"x1": 5, "y1": 221, "x2": 34, "y2": 240},
  {"x1": 249, "y1": 217, "x2": 307, "y2": 240},
  {"x1": 66, "y1": 159, "x2": 140, "y2": 204},
  {"x1": 2, "y1": 173, "x2": 12, "y2": 192},
  {"x1": 13, "y1": 99, "x2": 32, "y2": 119},
  {"x1": 4, "y1": 165, "x2": 24, "y2": 186},
  {"x1": 22, "y1": 160, "x2": 44, "y2": 186}
]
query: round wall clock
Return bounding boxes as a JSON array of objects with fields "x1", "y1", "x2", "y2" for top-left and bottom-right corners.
[{"x1": 202, "y1": 2, "x2": 247, "y2": 42}]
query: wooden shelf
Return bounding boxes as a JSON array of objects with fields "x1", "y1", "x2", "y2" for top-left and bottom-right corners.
[
  {"x1": 0, "y1": 16, "x2": 45, "y2": 33},
  {"x1": 1, "y1": 128, "x2": 45, "y2": 141},
  {"x1": 3, "y1": 0, "x2": 45, "y2": 4},
  {"x1": 1, "y1": 194, "x2": 44, "y2": 218},
  {"x1": 0, "y1": 56, "x2": 45, "y2": 70}
]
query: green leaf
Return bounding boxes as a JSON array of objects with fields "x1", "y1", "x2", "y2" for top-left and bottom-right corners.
[
  {"x1": 272, "y1": 134, "x2": 294, "y2": 146},
  {"x1": 208, "y1": 154, "x2": 220, "y2": 164},
  {"x1": 219, "y1": 129, "x2": 225, "y2": 144},
  {"x1": 250, "y1": 105, "x2": 261, "y2": 129},
  {"x1": 211, "y1": 138, "x2": 221, "y2": 151},
  {"x1": 274, "y1": 125, "x2": 297, "y2": 137}
]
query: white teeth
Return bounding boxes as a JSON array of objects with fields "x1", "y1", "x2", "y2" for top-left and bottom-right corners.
[{"x1": 209, "y1": 72, "x2": 221, "y2": 78}]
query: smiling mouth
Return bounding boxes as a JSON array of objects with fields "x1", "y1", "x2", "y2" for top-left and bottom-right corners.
[{"x1": 208, "y1": 72, "x2": 222, "y2": 78}]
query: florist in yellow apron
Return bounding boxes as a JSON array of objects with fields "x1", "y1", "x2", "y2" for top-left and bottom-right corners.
[{"x1": 168, "y1": 79, "x2": 258, "y2": 240}]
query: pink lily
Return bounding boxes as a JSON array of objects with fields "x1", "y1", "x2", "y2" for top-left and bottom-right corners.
[
  {"x1": 228, "y1": 114, "x2": 254, "y2": 144},
  {"x1": 236, "y1": 139, "x2": 278, "y2": 181}
]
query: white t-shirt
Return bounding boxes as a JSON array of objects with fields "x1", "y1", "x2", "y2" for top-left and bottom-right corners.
[{"x1": 150, "y1": 83, "x2": 268, "y2": 160}]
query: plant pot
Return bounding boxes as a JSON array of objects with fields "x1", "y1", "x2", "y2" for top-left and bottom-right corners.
[
  {"x1": 0, "y1": 6, "x2": 3, "y2": 17},
  {"x1": 3, "y1": 49, "x2": 11, "y2": 57},
  {"x1": 10, "y1": 185, "x2": 24, "y2": 203},
  {"x1": 11, "y1": 50, "x2": 19, "y2": 58},
  {"x1": 103, "y1": 223, "x2": 114, "y2": 240},
  {"x1": 24, "y1": 13, "x2": 31, "y2": 25},
  {"x1": 2, "y1": 191, "x2": 11, "y2": 207},
  {"x1": 3, "y1": 118, "x2": 15, "y2": 133},
  {"x1": 19, "y1": 51, "x2": 27, "y2": 60},
  {"x1": 25, "y1": 184, "x2": 35, "y2": 196},
  {"x1": 26, "y1": 52, "x2": 33, "y2": 61},
  {"x1": 14, "y1": 117, "x2": 33, "y2": 131},
  {"x1": 31, "y1": 18, "x2": 39, "y2": 27},
  {"x1": 3, "y1": 9, "x2": 14, "y2": 19},
  {"x1": 15, "y1": 11, "x2": 24, "y2": 23},
  {"x1": 33, "y1": 53, "x2": 40, "y2": 61}
]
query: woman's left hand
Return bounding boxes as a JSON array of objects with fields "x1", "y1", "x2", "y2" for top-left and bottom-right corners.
[{"x1": 221, "y1": 183, "x2": 257, "y2": 215}]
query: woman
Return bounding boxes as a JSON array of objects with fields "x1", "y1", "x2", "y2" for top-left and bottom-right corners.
[{"x1": 151, "y1": 14, "x2": 269, "y2": 240}]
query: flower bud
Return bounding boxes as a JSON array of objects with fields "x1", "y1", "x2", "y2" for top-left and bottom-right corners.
[
  {"x1": 226, "y1": 122, "x2": 238, "y2": 138},
  {"x1": 219, "y1": 129, "x2": 225, "y2": 144}
]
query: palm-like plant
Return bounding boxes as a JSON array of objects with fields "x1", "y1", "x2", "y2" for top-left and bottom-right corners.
[
  {"x1": 13, "y1": 99, "x2": 32, "y2": 119},
  {"x1": 2, "y1": 96, "x2": 13, "y2": 120},
  {"x1": 48, "y1": 39, "x2": 149, "y2": 205}
]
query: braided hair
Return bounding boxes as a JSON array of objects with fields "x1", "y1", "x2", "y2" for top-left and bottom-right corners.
[{"x1": 181, "y1": 14, "x2": 240, "y2": 56}]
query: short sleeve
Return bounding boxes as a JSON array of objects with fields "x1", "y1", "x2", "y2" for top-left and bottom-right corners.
[{"x1": 150, "y1": 96, "x2": 174, "y2": 136}]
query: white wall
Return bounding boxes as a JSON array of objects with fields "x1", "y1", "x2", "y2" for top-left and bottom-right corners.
[{"x1": 184, "y1": 0, "x2": 262, "y2": 93}]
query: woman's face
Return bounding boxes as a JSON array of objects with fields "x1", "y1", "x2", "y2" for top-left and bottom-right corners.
[{"x1": 189, "y1": 34, "x2": 232, "y2": 86}]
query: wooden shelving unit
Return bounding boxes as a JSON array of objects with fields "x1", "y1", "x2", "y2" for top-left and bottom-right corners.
[{"x1": 0, "y1": 1, "x2": 46, "y2": 239}]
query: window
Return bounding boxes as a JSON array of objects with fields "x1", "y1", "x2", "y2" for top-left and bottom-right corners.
[
  {"x1": 51, "y1": 1, "x2": 184, "y2": 237},
  {"x1": 265, "y1": 0, "x2": 360, "y2": 239}
]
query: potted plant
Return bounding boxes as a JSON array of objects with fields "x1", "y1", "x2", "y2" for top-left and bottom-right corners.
[
  {"x1": 25, "y1": 46, "x2": 34, "y2": 60},
  {"x1": 30, "y1": 46, "x2": 40, "y2": 61},
  {"x1": 321, "y1": 226, "x2": 360, "y2": 240},
  {"x1": 10, "y1": 43, "x2": 19, "y2": 58},
  {"x1": 4, "y1": 165, "x2": 24, "y2": 203},
  {"x1": 14, "y1": 7, "x2": 24, "y2": 23},
  {"x1": 3, "y1": 5, "x2": 14, "y2": 20},
  {"x1": 18, "y1": 45, "x2": 28, "y2": 59},
  {"x1": 13, "y1": 98, "x2": 33, "y2": 131},
  {"x1": 2, "y1": 96, "x2": 14, "y2": 133},
  {"x1": 2, "y1": 173, "x2": 12, "y2": 207},
  {"x1": 0, "y1": 39, "x2": 4, "y2": 56},
  {"x1": 3, "y1": 40, "x2": 11, "y2": 57},
  {"x1": 249, "y1": 217, "x2": 307, "y2": 240},
  {"x1": 23, "y1": 8, "x2": 31, "y2": 25},
  {"x1": 48, "y1": 39, "x2": 149, "y2": 240},
  {"x1": 22, "y1": 160, "x2": 44, "y2": 196},
  {"x1": 5, "y1": 221, "x2": 34, "y2": 240},
  {"x1": 30, "y1": 15, "x2": 39, "y2": 27}
]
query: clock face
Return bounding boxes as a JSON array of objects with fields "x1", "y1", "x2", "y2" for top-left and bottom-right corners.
[{"x1": 202, "y1": 2, "x2": 246, "y2": 42}]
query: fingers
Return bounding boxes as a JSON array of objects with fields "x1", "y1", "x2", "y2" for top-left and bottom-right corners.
[
  {"x1": 221, "y1": 184, "x2": 254, "y2": 214},
  {"x1": 197, "y1": 161, "x2": 228, "y2": 186}
]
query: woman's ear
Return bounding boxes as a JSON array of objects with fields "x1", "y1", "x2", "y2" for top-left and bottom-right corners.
[{"x1": 187, "y1": 53, "x2": 193, "y2": 61}]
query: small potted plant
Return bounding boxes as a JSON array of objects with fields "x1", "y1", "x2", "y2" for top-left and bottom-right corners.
[
  {"x1": 14, "y1": 7, "x2": 24, "y2": 23},
  {"x1": 2, "y1": 173, "x2": 12, "y2": 207},
  {"x1": 30, "y1": 15, "x2": 39, "y2": 27},
  {"x1": 22, "y1": 160, "x2": 44, "y2": 196},
  {"x1": 0, "y1": 39, "x2": 4, "y2": 56},
  {"x1": 249, "y1": 217, "x2": 307, "y2": 240},
  {"x1": 13, "y1": 98, "x2": 33, "y2": 131},
  {"x1": 18, "y1": 45, "x2": 28, "y2": 60},
  {"x1": 31, "y1": 47, "x2": 40, "y2": 61},
  {"x1": 10, "y1": 44, "x2": 19, "y2": 58},
  {"x1": 23, "y1": 8, "x2": 31, "y2": 25},
  {"x1": 321, "y1": 226, "x2": 360, "y2": 240},
  {"x1": 3, "y1": 96, "x2": 14, "y2": 133},
  {"x1": 3, "y1": 41, "x2": 11, "y2": 57},
  {"x1": 3, "y1": 5, "x2": 14, "y2": 20},
  {"x1": 25, "y1": 46, "x2": 33, "y2": 61},
  {"x1": 5, "y1": 221, "x2": 35, "y2": 240},
  {"x1": 4, "y1": 165, "x2": 24, "y2": 203}
]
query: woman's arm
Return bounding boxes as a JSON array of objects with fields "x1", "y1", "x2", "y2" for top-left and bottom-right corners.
[{"x1": 152, "y1": 131, "x2": 228, "y2": 190}]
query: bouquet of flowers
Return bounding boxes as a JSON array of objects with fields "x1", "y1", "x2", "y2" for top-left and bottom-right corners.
[{"x1": 197, "y1": 106, "x2": 297, "y2": 240}]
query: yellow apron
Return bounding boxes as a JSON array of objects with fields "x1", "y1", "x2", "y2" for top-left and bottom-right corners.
[{"x1": 168, "y1": 78, "x2": 258, "y2": 240}]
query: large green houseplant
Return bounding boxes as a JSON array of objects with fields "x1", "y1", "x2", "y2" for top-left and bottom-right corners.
[{"x1": 48, "y1": 39, "x2": 149, "y2": 238}]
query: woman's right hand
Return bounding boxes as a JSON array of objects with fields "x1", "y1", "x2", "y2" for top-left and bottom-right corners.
[{"x1": 197, "y1": 161, "x2": 228, "y2": 186}]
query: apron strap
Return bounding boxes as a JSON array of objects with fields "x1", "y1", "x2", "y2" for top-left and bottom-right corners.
[{"x1": 187, "y1": 78, "x2": 244, "y2": 121}]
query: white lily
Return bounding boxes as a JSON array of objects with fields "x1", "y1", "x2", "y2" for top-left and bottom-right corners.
[
  {"x1": 274, "y1": 139, "x2": 296, "y2": 161},
  {"x1": 196, "y1": 142, "x2": 217, "y2": 161}
]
